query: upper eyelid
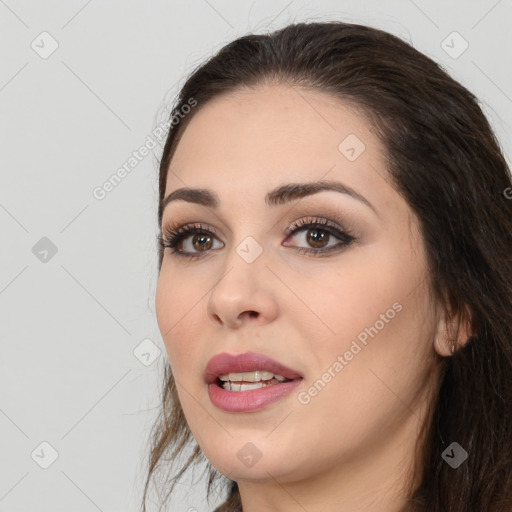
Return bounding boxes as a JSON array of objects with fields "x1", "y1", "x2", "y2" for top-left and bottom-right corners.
[
  {"x1": 163, "y1": 217, "x2": 353, "y2": 245},
  {"x1": 285, "y1": 217, "x2": 348, "y2": 234},
  {"x1": 163, "y1": 218, "x2": 342, "y2": 234}
]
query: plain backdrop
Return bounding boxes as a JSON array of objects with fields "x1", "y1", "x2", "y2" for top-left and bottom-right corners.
[{"x1": 1, "y1": 0, "x2": 511, "y2": 511}]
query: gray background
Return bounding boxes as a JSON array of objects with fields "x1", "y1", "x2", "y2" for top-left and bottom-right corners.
[{"x1": 1, "y1": 0, "x2": 511, "y2": 511}]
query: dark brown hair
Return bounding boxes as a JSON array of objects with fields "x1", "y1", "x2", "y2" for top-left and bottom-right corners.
[{"x1": 142, "y1": 21, "x2": 512, "y2": 511}]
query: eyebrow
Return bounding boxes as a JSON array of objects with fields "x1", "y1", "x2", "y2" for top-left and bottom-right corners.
[{"x1": 160, "y1": 180, "x2": 376, "y2": 216}]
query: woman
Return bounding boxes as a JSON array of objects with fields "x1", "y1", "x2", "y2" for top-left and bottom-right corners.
[{"x1": 143, "y1": 21, "x2": 512, "y2": 512}]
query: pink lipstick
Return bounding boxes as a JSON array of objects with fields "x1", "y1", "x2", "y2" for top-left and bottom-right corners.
[{"x1": 205, "y1": 351, "x2": 303, "y2": 412}]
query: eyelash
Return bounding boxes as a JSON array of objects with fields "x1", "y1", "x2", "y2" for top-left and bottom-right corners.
[{"x1": 159, "y1": 217, "x2": 357, "y2": 260}]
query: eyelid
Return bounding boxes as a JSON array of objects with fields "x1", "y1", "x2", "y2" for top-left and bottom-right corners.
[
  {"x1": 161, "y1": 214, "x2": 358, "y2": 260},
  {"x1": 160, "y1": 217, "x2": 350, "y2": 244},
  {"x1": 284, "y1": 216, "x2": 348, "y2": 237},
  {"x1": 282, "y1": 216, "x2": 357, "y2": 254}
]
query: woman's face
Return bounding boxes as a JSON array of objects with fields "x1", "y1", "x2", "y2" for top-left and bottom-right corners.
[{"x1": 155, "y1": 84, "x2": 442, "y2": 489}]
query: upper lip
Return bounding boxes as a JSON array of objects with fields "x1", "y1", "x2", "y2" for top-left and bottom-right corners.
[{"x1": 205, "y1": 351, "x2": 303, "y2": 384}]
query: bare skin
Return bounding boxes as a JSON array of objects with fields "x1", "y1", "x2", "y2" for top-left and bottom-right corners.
[{"x1": 155, "y1": 83, "x2": 470, "y2": 511}]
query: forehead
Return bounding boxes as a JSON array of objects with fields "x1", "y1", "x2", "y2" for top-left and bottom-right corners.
[{"x1": 164, "y1": 83, "x2": 397, "y2": 215}]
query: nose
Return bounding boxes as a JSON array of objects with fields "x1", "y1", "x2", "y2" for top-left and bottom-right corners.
[{"x1": 206, "y1": 249, "x2": 279, "y2": 329}]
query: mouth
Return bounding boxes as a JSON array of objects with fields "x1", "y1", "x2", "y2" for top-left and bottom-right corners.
[
  {"x1": 216, "y1": 370, "x2": 292, "y2": 391},
  {"x1": 205, "y1": 350, "x2": 303, "y2": 384},
  {"x1": 205, "y1": 351, "x2": 304, "y2": 412}
]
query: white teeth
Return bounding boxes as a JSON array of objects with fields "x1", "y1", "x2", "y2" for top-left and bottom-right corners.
[
  {"x1": 222, "y1": 381, "x2": 271, "y2": 391},
  {"x1": 218, "y1": 370, "x2": 285, "y2": 382}
]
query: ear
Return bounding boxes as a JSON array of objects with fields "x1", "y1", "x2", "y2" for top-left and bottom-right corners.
[{"x1": 434, "y1": 301, "x2": 475, "y2": 357}]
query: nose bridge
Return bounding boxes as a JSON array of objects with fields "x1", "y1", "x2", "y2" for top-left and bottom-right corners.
[
  {"x1": 219, "y1": 227, "x2": 268, "y2": 285},
  {"x1": 206, "y1": 233, "x2": 278, "y2": 327}
]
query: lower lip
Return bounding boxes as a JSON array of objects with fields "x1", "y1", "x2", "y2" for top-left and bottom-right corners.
[{"x1": 208, "y1": 379, "x2": 303, "y2": 412}]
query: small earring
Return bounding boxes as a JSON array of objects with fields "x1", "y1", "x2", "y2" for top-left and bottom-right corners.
[{"x1": 451, "y1": 343, "x2": 455, "y2": 354}]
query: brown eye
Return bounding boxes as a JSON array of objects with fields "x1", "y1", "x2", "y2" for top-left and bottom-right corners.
[
  {"x1": 161, "y1": 223, "x2": 223, "y2": 259},
  {"x1": 306, "y1": 228, "x2": 330, "y2": 248},
  {"x1": 284, "y1": 217, "x2": 357, "y2": 256},
  {"x1": 192, "y1": 233, "x2": 213, "y2": 252}
]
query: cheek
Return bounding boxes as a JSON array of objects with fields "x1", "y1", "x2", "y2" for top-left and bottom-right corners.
[
  {"x1": 292, "y1": 242, "x2": 432, "y2": 384},
  {"x1": 155, "y1": 266, "x2": 203, "y2": 369},
  {"x1": 289, "y1": 296, "x2": 434, "y2": 467},
  {"x1": 291, "y1": 252, "x2": 405, "y2": 356},
  {"x1": 298, "y1": 264, "x2": 434, "y2": 420}
]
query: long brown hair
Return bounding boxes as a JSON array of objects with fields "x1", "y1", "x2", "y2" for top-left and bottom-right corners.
[{"x1": 142, "y1": 21, "x2": 512, "y2": 511}]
